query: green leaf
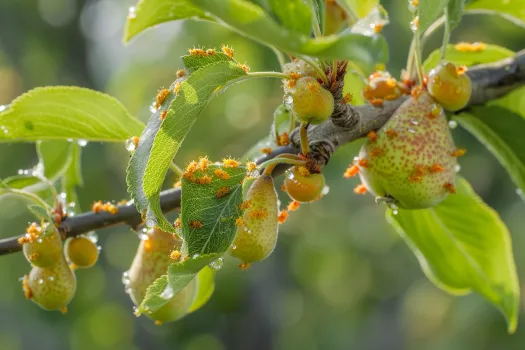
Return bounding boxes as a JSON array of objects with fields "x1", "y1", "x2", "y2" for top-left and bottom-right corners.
[
  {"x1": 138, "y1": 253, "x2": 220, "y2": 314},
  {"x1": 341, "y1": 0, "x2": 378, "y2": 18},
  {"x1": 189, "y1": 266, "x2": 216, "y2": 313},
  {"x1": 423, "y1": 44, "x2": 514, "y2": 71},
  {"x1": 313, "y1": 0, "x2": 326, "y2": 33},
  {"x1": 0, "y1": 175, "x2": 54, "y2": 202},
  {"x1": 0, "y1": 87, "x2": 144, "y2": 142},
  {"x1": 182, "y1": 52, "x2": 235, "y2": 73},
  {"x1": 418, "y1": 0, "x2": 448, "y2": 33},
  {"x1": 446, "y1": 0, "x2": 466, "y2": 31},
  {"x1": 0, "y1": 86, "x2": 144, "y2": 142},
  {"x1": 127, "y1": 60, "x2": 247, "y2": 233},
  {"x1": 181, "y1": 164, "x2": 245, "y2": 255},
  {"x1": 455, "y1": 105, "x2": 525, "y2": 197},
  {"x1": 386, "y1": 177, "x2": 519, "y2": 333},
  {"x1": 467, "y1": 0, "x2": 525, "y2": 25},
  {"x1": 62, "y1": 143, "x2": 84, "y2": 208},
  {"x1": 124, "y1": 0, "x2": 213, "y2": 43},
  {"x1": 191, "y1": 0, "x2": 388, "y2": 65},
  {"x1": 269, "y1": 0, "x2": 312, "y2": 35},
  {"x1": 36, "y1": 141, "x2": 73, "y2": 181}
]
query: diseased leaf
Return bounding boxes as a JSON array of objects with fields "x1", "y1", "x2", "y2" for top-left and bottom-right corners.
[
  {"x1": 423, "y1": 44, "x2": 514, "y2": 71},
  {"x1": 127, "y1": 60, "x2": 247, "y2": 233},
  {"x1": 181, "y1": 164, "x2": 245, "y2": 255},
  {"x1": 138, "y1": 253, "x2": 220, "y2": 314},
  {"x1": 0, "y1": 87, "x2": 144, "y2": 142},
  {"x1": 182, "y1": 52, "x2": 235, "y2": 73},
  {"x1": 269, "y1": 0, "x2": 313, "y2": 35},
  {"x1": 467, "y1": 0, "x2": 525, "y2": 25},
  {"x1": 124, "y1": 0, "x2": 212, "y2": 42},
  {"x1": 36, "y1": 141, "x2": 73, "y2": 181},
  {"x1": 189, "y1": 266, "x2": 216, "y2": 313},
  {"x1": 386, "y1": 177, "x2": 519, "y2": 333}
]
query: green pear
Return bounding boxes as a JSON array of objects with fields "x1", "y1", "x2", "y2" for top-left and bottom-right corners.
[
  {"x1": 284, "y1": 166, "x2": 326, "y2": 202},
  {"x1": 357, "y1": 91, "x2": 458, "y2": 209},
  {"x1": 127, "y1": 228, "x2": 196, "y2": 323},
  {"x1": 229, "y1": 174, "x2": 279, "y2": 266},
  {"x1": 427, "y1": 62, "x2": 472, "y2": 111},
  {"x1": 292, "y1": 77, "x2": 334, "y2": 124},
  {"x1": 64, "y1": 236, "x2": 99, "y2": 268},
  {"x1": 22, "y1": 224, "x2": 63, "y2": 268},
  {"x1": 23, "y1": 255, "x2": 76, "y2": 311}
]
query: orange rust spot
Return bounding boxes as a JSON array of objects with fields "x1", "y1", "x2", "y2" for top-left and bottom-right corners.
[
  {"x1": 60, "y1": 306, "x2": 68, "y2": 314},
  {"x1": 278, "y1": 210, "x2": 289, "y2": 224},
  {"x1": 385, "y1": 129, "x2": 398, "y2": 139},
  {"x1": 260, "y1": 147, "x2": 273, "y2": 155},
  {"x1": 221, "y1": 45, "x2": 234, "y2": 58},
  {"x1": 206, "y1": 48, "x2": 216, "y2": 56},
  {"x1": 455, "y1": 42, "x2": 486, "y2": 53},
  {"x1": 176, "y1": 69, "x2": 185, "y2": 78},
  {"x1": 428, "y1": 105, "x2": 442, "y2": 119},
  {"x1": 444, "y1": 183, "x2": 456, "y2": 193},
  {"x1": 155, "y1": 89, "x2": 170, "y2": 109},
  {"x1": 451, "y1": 148, "x2": 466, "y2": 157},
  {"x1": 143, "y1": 237, "x2": 153, "y2": 252},
  {"x1": 189, "y1": 220, "x2": 204, "y2": 229},
  {"x1": 287, "y1": 200, "x2": 301, "y2": 212},
  {"x1": 286, "y1": 79, "x2": 297, "y2": 89},
  {"x1": 456, "y1": 65, "x2": 468, "y2": 76},
  {"x1": 430, "y1": 163, "x2": 443, "y2": 173},
  {"x1": 173, "y1": 180, "x2": 182, "y2": 188},
  {"x1": 289, "y1": 72, "x2": 302, "y2": 80},
  {"x1": 373, "y1": 23, "x2": 384, "y2": 33},
  {"x1": 160, "y1": 111, "x2": 167, "y2": 120},
  {"x1": 414, "y1": 165, "x2": 426, "y2": 176},
  {"x1": 196, "y1": 175, "x2": 212, "y2": 185},
  {"x1": 344, "y1": 164, "x2": 359, "y2": 178},
  {"x1": 235, "y1": 217, "x2": 244, "y2": 227},
  {"x1": 188, "y1": 48, "x2": 206, "y2": 56},
  {"x1": 246, "y1": 161, "x2": 257, "y2": 172},
  {"x1": 411, "y1": 0, "x2": 419, "y2": 6},
  {"x1": 249, "y1": 209, "x2": 268, "y2": 219},
  {"x1": 214, "y1": 168, "x2": 231, "y2": 180},
  {"x1": 358, "y1": 159, "x2": 369, "y2": 168},
  {"x1": 170, "y1": 250, "x2": 181, "y2": 260},
  {"x1": 198, "y1": 156, "x2": 210, "y2": 172},
  {"x1": 174, "y1": 81, "x2": 182, "y2": 94},
  {"x1": 369, "y1": 98, "x2": 384, "y2": 106},
  {"x1": 174, "y1": 218, "x2": 181, "y2": 228},
  {"x1": 216, "y1": 186, "x2": 231, "y2": 198},
  {"x1": 370, "y1": 148, "x2": 383, "y2": 158},
  {"x1": 92, "y1": 200, "x2": 104, "y2": 213},
  {"x1": 102, "y1": 202, "x2": 118, "y2": 214},
  {"x1": 408, "y1": 175, "x2": 423, "y2": 183},
  {"x1": 412, "y1": 16, "x2": 419, "y2": 30},
  {"x1": 367, "y1": 130, "x2": 378, "y2": 143},
  {"x1": 411, "y1": 86, "x2": 424, "y2": 99},
  {"x1": 353, "y1": 184, "x2": 367, "y2": 195},
  {"x1": 343, "y1": 93, "x2": 353, "y2": 104},
  {"x1": 239, "y1": 263, "x2": 251, "y2": 270},
  {"x1": 277, "y1": 132, "x2": 290, "y2": 146},
  {"x1": 239, "y1": 200, "x2": 252, "y2": 210},
  {"x1": 132, "y1": 136, "x2": 140, "y2": 148},
  {"x1": 280, "y1": 184, "x2": 287, "y2": 192},
  {"x1": 297, "y1": 166, "x2": 310, "y2": 176},
  {"x1": 22, "y1": 275, "x2": 32, "y2": 300},
  {"x1": 185, "y1": 161, "x2": 198, "y2": 174},
  {"x1": 223, "y1": 158, "x2": 240, "y2": 168},
  {"x1": 238, "y1": 63, "x2": 250, "y2": 74}
]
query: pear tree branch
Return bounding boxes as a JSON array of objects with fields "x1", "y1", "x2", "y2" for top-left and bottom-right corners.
[{"x1": 0, "y1": 50, "x2": 524, "y2": 256}]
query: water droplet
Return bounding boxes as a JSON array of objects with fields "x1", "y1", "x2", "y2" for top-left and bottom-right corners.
[
  {"x1": 17, "y1": 169, "x2": 23, "y2": 175},
  {"x1": 145, "y1": 218, "x2": 155, "y2": 228},
  {"x1": 138, "y1": 233, "x2": 148, "y2": 241},
  {"x1": 283, "y1": 93, "x2": 293, "y2": 110},
  {"x1": 408, "y1": 0, "x2": 418, "y2": 12},
  {"x1": 321, "y1": 185, "x2": 330, "y2": 196},
  {"x1": 448, "y1": 120, "x2": 458, "y2": 129},
  {"x1": 1, "y1": 125, "x2": 8, "y2": 134},
  {"x1": 67, "y1": 138, "x2": 73, "y2": 142},
  {"x1": 149, "y1": 103, "x2": 157, "y2": 113},
  {"x1": 38, "y1": 279, "x2": 44, "y2": 285},
  {"x1": 0, "y1": 105, "x2": 7, "y2": 112},
  {"x1": 408, "y1": 127, "x2": 416, "y2": 134},
  {"x1": 209, "y1": 258, "x2": 224, "y2": 271},
  {"x1": 37, "y1": 238, "x2": 42, "y2": 243},
  {"x1": 516, "y1": 188, "x2": 525, "y2": 200},
  {"x1": 128, "y1": 6, "x2": 137, "y2": 19},
  {"x1": 410, "y1": 118, "x2": 419, "y2": 126},
  {"x1": 125, "y1": 137, "x2": 137, "y2": 152},
  {"x1": 410, "y1": 17, "x2": 419, "y2": 32},
  {"x1": 192, "y1": 254, "x2": 200, "y2": 259},
  {"x1": 455, "y1": 164, "x2": 461, "y2": 173},
  {"x1": 48, "y1": 276, "x2": 55, "y2": 281},
  {"x1": 231, "y1": 244, "x2": 237, "y2": 250},
  {"x1": 97, "y1": 246, "x2": 102, "y2": 252},
  {"x1": 87, "y1": 231, "x2": 98, "y2": 243},
  {"x1": 160, "y1": 284, "x2": 174, "y2": 299},
  {"x1": 77, "y1": 139, "x2": 88, "y2": 147},
  {"x1": 122, "y1": 271, "x2": 130, "y2": 285},
  {"x1": 392, "y1": 210, "x2": 398, "y2": 215}
]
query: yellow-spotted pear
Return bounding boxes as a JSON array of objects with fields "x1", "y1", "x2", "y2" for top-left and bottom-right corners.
[
  {"x1": 427, "y1": 62, "x2": 472, "y2": 111},
  {"x1": 356, "y1": 91, "x2": 458, "y2": 209},
  {"x1": 126, "y1": 228, "x2": 196, "y2": 323},
  {"x1": 291, "y1": 77, "x2": 334, "y2": 124},
  {"x1": 64, "y1": 236, "x2": 99, "y2": 269},
  {"x1": 284, "y1": 166, "x2": 325, "y2": 202},
  {"x1": 229, "y1": 174, "x2": 279, "y2": 266},
  {"x1": 22, "y1": 223, "x2": 63, "y2": 268},
  {"x1": 22, "y1": 255, "x2": 76, "y2": 312}
]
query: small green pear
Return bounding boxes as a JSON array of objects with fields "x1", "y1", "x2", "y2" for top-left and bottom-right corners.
[
  {"x1": 292, "y1": 77, "x2": 334, "y2": 124},
  {"x1": 284, "y1": 166, "x2": 325, "y2": 202},
  {"x1": 22, "y1": 224, "x2": 63, "y2": 268},
  {"x1": 127, "y1": 228, "x2": 196, "y2": 323},
  {"x1": 23, "y1": 255, "x2": 76, "y2": 311},
  {"x1": 64, "y1": 236, "x2": 99, "y2": 269},
  {"x1": 229, "y1": 174, "x2": 279, "y2": 266},
  {"x1": 427, "y1": 62, "x2": 472, "y2": 111},
  {"x1": 357, "y1": 91, "x2": 458, "y2": 209}
]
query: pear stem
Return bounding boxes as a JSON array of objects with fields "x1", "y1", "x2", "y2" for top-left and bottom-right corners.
[{"x1": 300, "y1": 122, "x2": 311, "y2": 155}]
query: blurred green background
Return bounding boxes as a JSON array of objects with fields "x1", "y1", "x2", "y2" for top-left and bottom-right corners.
[{"x1": 1, "y1": 1, "x2": 525, "y2": 349}]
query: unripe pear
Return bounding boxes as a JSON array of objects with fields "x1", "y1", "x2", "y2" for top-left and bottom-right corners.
[
  {"x1": 325, "y1": 0, "x2": 349, "y2": 35},
  {"x1": 363, "y1": 71, "x2": 407, "y2": 103},
  {"x1": 291, "y1": 77, "x2": 334, "y2": 124},
  {"x1": 283, "y1": 59, "x2": 320, "y2": 80},
  {"x1": 284, "y1": 166, "x2": 325, "y2": 202},
  {"x1": 22, "y1": 224, "x2": 62, "y2": 268},
  {"x1": 22, "y1": 255, "x2": 76, "y2": 311},
  {"x1": 64, "y1": 236, "x2": 99, "y2": 268},
  {"x1": 229, "y1": 174, "x2": 279, "y2": 265},
  {"x1": 357, "y1": 92, "x2": 457, "y2": 209},
  {"x1": 127, "y1": 228, "x2": 196, "y2": 323},
  {"x1": 427, "y1": 62, "x2": 472, "y2": 111}
]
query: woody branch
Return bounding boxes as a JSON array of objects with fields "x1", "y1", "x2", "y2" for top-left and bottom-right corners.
[{"x1": 0, "y1": 50, "x2": 524, "y2": 256}]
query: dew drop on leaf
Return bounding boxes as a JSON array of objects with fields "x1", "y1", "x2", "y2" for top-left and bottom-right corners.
[{"x1": 448, "y1": 120, "x2": 458, "y2": 129}]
